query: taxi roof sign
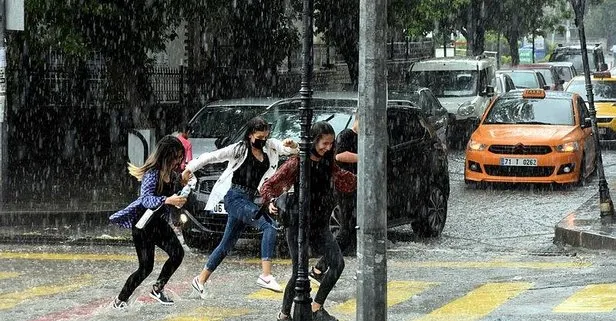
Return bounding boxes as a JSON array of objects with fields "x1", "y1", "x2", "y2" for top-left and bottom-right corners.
[
  {"x1": 522, "y1": 89, "x2": 546, "y2": 99},
  {"x1": 593, "y1": 71, "x2": 612, "y2": 79}
]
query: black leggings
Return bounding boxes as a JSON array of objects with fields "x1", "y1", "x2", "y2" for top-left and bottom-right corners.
[
  {"x1": 282, "y1": 224, "x2": 344, "y2": 314},
  {"x1": 315, "y1": 191, "x2": 356, "y2": 273},
  {"x1": 118, "y1": 214, "x2": 184, "y2": 302}
]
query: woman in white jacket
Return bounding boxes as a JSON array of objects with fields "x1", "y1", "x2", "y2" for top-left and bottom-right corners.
[{"x1": 181, "y1": 116, "x2": 297, "y2": 297}]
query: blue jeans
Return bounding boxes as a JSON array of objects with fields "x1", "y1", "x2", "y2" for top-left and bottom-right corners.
[{"x1": 205, "y1": 187, "x2": 278, "y2": 272}]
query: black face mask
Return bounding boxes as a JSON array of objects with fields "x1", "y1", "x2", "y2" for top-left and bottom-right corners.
[{"x1": 251, "y1": 138, "x2": 267, "y2": 149}]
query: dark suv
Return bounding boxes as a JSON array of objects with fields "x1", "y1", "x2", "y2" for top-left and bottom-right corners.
[{"x1": 181, "y1": 94, "x2": 450, "y2": 247}]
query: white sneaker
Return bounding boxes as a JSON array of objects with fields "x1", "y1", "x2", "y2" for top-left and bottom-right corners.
[
  {"x1": 191, "y1": 276, "x2": 207, "y2": 299},
  {"x1": 257, "y1": 274, "x2": 283, "y2": 292}
]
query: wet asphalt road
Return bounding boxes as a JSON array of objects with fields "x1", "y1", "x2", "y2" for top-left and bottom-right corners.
[{"x1": 2, "y1": 147, "x2": 616, "y2": 320}]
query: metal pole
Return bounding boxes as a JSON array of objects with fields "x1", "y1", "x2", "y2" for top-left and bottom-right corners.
[
  {"x1": 293, "y1": 0, "x2": 313, "y2": 318},
  {"x1": 0, "y1": 0, "x2": 7, "y2": 204},
  {"x1": 570, "y1": 0, "x2": 615, "y2": 220},
  {"x1": 357, "y1": 0, "x2": 388, "y2": 319}
]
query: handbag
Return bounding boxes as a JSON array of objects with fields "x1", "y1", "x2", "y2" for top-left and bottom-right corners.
[{"x1": 274, "y1": 190, "x2": 298, "y2": 228}]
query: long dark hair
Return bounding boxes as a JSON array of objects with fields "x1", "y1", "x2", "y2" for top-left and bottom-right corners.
[
  {"x1": 234, "y1": 116, "x2": 270, "y2": 158},
  {"x1": 128, "y1": 135, "x2": 184, "y2": 193},
  {"x1": 310, "y1": 121, "x2": 336, "y2": 169}
]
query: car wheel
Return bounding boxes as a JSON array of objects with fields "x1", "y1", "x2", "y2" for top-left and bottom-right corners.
[{"x1": 412, "y1": 185, "x2": 448, "y2": 237}]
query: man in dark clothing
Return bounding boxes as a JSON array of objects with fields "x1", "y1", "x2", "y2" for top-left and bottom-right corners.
[{"x1": 310, "y1": 112, "x2": 358, "y2": 284}]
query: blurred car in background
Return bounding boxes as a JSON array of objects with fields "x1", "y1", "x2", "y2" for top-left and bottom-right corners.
[
  {"x1": 515, "y1": 64, "x2": 565, "y2": 91},
  {"x1": 546, "y1": 61, "x2": 578, "y2": 82},
  {"x1": 495, "y1": 73, "x2": 516, "y2": 94},
  {"x1": 549, "y1": 44, "x2": 607, "y2": 74},
  {"x1": 564, "y1": 71, "x2": 616, "y2": 140},
  {"x1": 496, "y1": 69, "x2": 549, "y2": 90},
  {"x1": 188, "y1": 98, "x2": 281, "y2": 155}
]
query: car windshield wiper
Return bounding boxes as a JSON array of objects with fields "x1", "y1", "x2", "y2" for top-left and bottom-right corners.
[{"x1": 515, "y1": 121, "x2": 552, "y2": 125}]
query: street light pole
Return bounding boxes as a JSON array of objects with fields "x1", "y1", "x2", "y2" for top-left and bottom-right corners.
[
  {"x1": 570, "y1": 0, "x2": 615, "y2": 220},
  {"x1": 294, "y1": 0, "x2": 313, "y2": 318}
]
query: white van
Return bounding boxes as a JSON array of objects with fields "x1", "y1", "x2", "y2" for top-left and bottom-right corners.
[{"x1": 407, "y1": 55, "x2": 496, "y2": 142}]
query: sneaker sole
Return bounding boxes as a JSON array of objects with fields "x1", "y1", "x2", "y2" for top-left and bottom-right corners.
[
  {"x1": 257, "y1": 281, "x2": 283, "y2": 293},
  {"x1": 148, "y1": 292, "x2": 174, "y2": 305}
]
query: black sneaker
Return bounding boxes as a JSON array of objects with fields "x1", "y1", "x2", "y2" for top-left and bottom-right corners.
[
  {"x1": 308, "y1": 267, "x2": 324, "y2": 285},
  {"x1": 149, "y1": 287, "x2": 174, "y2": 305},
  {"x1": 312, "y1": 307, "x2": 338, "y2": 321},
  {"x1": 112, "y1": 298, "x2": 127, "y2": 310}
]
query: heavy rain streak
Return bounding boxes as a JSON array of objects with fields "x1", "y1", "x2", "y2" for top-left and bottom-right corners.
[{"x1": 2, "y1": 1, "x2": 616, "y2": 321}]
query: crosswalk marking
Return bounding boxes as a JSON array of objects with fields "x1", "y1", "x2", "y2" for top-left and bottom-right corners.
[
  {"x1": 333, "y1": 281, "x2": 438, "y2": 315},
  {"x1": 553, "y1": 284, "x2": 616, "y2": 313},
  {"x1": 247, "y1": 280, "x2": 320, "y2": 300},
  {"x1": 0, "y1": 251, "x2": 169, "y2": 262},
  {"x1": 0, "y1": 274, "x2": 93, "y2": 310},
  {"x1": 164, "y1": 306, "x2": 250, "y2": 321},
  {"x1": 413, "y1": 282, "x2": 533, "y2": 321},
  {"x1": 391, "y1": 260, "x2": 591, "y2": 270},
  {"x1": 0, "y1": 272, "x2": 20, "y2": 280}
]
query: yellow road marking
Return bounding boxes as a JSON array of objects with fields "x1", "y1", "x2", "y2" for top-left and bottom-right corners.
[
  {"x1": 247, "y1": 280, "x2": 320, "y2": 300},
  {"x1": 0, "y1": 272, "x2": 19, "y2": 280},
  {"x1": 0, "y1": 252, "x2": 167, "y2": 262},
  {"x1": 553, "y1": 284, "x2": 616, "y2": 313},
  {"x1": 414, "y1": 282, "x2": 533, "y2": 321},
  {"x1": 164, "y1": 306, "x2": 250, "y2": 321},
  {"x1": 0, "y1": 274, "x2": 93, "y2": 310},
  {"x1": 392, "y1": 260, "x2": 591, "y2": 270},
  {"x1": 334, "y1": 281, "x2": 438, "y2": 315}
]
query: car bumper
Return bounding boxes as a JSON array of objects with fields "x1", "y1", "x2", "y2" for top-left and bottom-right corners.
[{"x1": 464, "y1": 149, "x2": 581, "y2": 184}]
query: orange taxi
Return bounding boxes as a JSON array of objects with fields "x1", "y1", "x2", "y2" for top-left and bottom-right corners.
[{"x1": 464, "y1": 89, "x2": 597, "y2": 184}]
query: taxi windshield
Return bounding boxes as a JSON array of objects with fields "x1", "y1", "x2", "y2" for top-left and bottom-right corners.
[
  {"x1": 483, "y1": 97, "x2": 574, "y2": 125},
  {"x1": 566, "y1": 80, "x2": 616, "y2": 102},
  {"x1": 408, "y1": 70, "x2": 478, "y2": 97}
]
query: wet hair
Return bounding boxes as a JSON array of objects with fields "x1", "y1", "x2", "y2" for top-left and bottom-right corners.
[
  {"x1": 310, "y1": 121, "x2": 336, "y2": 167},
  {"x1": 234, "y1": 116, "x2": 270, "y2": 158},
  {"x1": 127, "y1": 135, "x2": 185, "y2": 193}
]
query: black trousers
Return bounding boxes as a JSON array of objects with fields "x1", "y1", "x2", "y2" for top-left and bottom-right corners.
[
  {"x1": 118, "y1": 214, "x2": 184, "y2": 302},
  {"x1": 281, "y1": 224, "x2": 344, "y2": 314},
  {"x1": 315, "y1": 191, "x2": 356, "y2": 273}
]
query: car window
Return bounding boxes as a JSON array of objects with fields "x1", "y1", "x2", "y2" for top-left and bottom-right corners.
[
  {"x1": 483, "y1": 97, "x2": 574, "y2": 125},
  {"x1": 554, "y1": 66, "x2": 573, "y2": 82},
  {"x1": 426, "y1": 91, "x2": 446, "y2": 114},
  {"x1": 504, "y1": 71, "x2": 538, "y2": 88},
  {"x1": 537, "y1": 73, "x2": 548, "y2": 87},
  {"x1": 577, "y1": 97, "x2": 588, "y2": 124},
  {"x1": 537, "y1": 69, "x2": 554, "y2": 84},
  {"x1": 190, "y1": 106, "x2": 265, "y2": 138},
  {"x1": 387, "y1": 109, "x2": 425, "y2": 146},
  {"x1": 506, "y1": 76, "x2": 516, "y2": 91},
  {"x1": 408, "y1": 70, "x2": 479, "y2": 97}
]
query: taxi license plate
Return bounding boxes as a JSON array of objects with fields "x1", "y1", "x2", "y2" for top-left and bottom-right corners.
[
  {"x1": 599, "y1": 127, "x2": 607, "y2": 135},
  {"x1": 212, "y1": 203, "x2": 227, "y2": 214},
  {"x1": 500, "y1": 158, "x2": 537, "y2": 166}
]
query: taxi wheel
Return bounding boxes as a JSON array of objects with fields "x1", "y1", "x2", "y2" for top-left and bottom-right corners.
[{"x1": 412, "y1": 185, "x2": 448, "y2": 237}]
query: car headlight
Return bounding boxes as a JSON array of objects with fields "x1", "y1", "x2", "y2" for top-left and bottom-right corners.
[
  {"x1": 556, "y1": 141, "x2": 579, "y2": 152},
  {"x1": 458, "y1": 103, "x2": 475, "y2": 116},
  {"x1": 467, "y1": 139, "x2": 487, "y2": 151}
]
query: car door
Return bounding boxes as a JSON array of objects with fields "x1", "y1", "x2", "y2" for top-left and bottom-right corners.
[
  {"x1": 387, "y1": 108, "x2": 430, "y2": 225},
  {"x1": 421, "y1": 89, "x2": 448, "y2": 147}
]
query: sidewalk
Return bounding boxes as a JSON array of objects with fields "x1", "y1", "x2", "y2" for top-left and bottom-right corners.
[{"x1": 554, "y1": 189, "x2": 616, "y2": 250}]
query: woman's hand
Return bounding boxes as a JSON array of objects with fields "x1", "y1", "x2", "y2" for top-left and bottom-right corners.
[
  {"x1": 181, "y1": 169, "x2": 193, "y2": 185},
  {"x1": 166, "y1": 195, "x2": 187, "y2": 208},
  {"x1": 268, "y1": 201, "x2": 279, "y2": 215},
  {"x1": 282, "y1": 138, "x2": 298, "y2": 149}
]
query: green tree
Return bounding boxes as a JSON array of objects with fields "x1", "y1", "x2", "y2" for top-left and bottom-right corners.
[{"x1": 586, "y1": 0, "x2": 616, "y2": 48}]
